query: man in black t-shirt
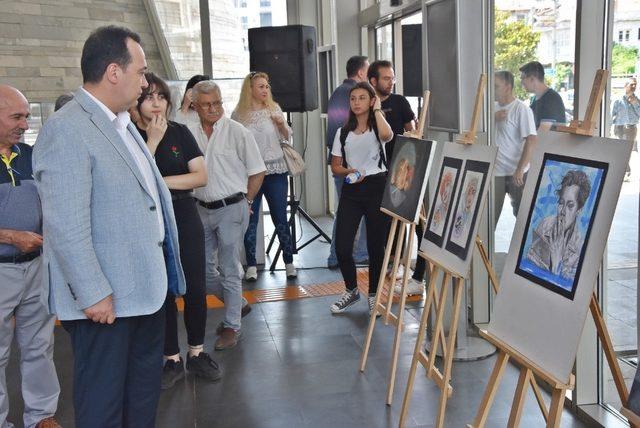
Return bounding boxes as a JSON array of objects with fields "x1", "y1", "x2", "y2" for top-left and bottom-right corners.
[
  {"x1": 368, "y1": 61, "x2": 425, "y2": 295},
  {"x1": 367, "y1": 60, "x2": 416, "y2": 162},
  {"x1": 519, "y1": 61, "x2": 566, "y2": 131}
]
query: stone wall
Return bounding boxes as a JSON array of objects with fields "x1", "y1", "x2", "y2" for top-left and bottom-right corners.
[{"x1": 0, "y1": 0, "x2": 167, "y2": 102}]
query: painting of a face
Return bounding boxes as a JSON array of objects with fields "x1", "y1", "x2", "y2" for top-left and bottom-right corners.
[
  {"x1": 381, "y1": 136, "x2": 434, "y2": 223},
  {"x1": 557, "y1": 185, "x2": 581, "y2": 233},
  {"x1": 516, "y1": 155, "x2": 607, "y2": 300},
  {"x1": 445, "y1": 161, "x2": 489, "y2": 259},
  {"x1": 424, "y1": 157, "x2": 462, "y2": 247}
]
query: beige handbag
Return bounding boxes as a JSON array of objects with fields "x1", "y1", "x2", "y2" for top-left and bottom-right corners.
[{"x1": 280, "y1": 141, "x2": 306, "y2": 176}]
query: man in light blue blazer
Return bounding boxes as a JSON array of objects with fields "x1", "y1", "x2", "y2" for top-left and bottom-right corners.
[{"x1": 32, "y1": 26, "x2": 186, "y2": 428}]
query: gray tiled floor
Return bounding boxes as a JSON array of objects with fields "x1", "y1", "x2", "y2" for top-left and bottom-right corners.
[
  {"x1": 9, "y1": 173, "x2": 637, "y2": 427},
  {"x1": 8, "y1": 283, "x2": 588, "y2": 427}
]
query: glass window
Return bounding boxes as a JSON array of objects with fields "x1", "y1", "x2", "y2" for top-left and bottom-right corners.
[
  {"x1": 492, "y1": 0, "x2": 577, "y2": 277},
  {"x1": 153, "y1": 0, "x2": 204, "y2": 80},
  {"x1": 260, "y1": 12, "x2": 272, "y2": 27},
  {"x1": 375, "y1": 23, "x2": 393, "y2": 61},
  {"x1": 602, "y1": 0, "x2": 640, "y2": 413}
]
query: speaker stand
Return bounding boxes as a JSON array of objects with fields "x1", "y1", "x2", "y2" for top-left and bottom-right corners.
[{"x1": 266, "y1": 113, "x2": 331, "y2": 272}]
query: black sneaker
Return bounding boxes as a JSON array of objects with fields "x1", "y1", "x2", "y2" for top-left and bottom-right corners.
[
  {"x1": 186, "y1": 352, "x2": 222, "y2": 382},
  {"x1": 368, "y1": 295, "x2": 381, "y2": 318},
  {"x1": 161, "y1": 357, "x2": 185, "y2": 390},
  {"x1": 330, "y1": 289, "x2": 360, "y2": 314}
]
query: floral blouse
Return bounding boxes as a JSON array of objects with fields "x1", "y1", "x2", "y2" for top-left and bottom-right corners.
[{"x1": 232, "y1": 106, "x2": 291, "y2": 175}]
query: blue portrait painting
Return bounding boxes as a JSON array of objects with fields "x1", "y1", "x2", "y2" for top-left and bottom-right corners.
[{"x1": 515, "y1": 154, "x2": 608, "y2": 300}]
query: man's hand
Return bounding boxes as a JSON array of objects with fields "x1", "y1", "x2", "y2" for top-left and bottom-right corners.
[
  {"x1": 83, "y1": 295, "x2": 116, "y2": 324},
  {"x1": 10, "y1": 231, "x2": 43, "y2": 253},
  {"x1": 513, "y1": 168, "x2": 525, "y2": 187},
  {"x1": 495, "y1": 110, "x2": 507, "y2": 122}
]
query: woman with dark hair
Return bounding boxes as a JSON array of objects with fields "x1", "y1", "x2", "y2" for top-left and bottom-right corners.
[
  {"x1": 174, "y1": 74, "x2": 211, "y2": 125},
  {"x1": 329, "y1": 81, "x2": 393, "y2": 314},
  {"x1": 135, "y1": 72, "x2": 221, "y2": 389},
  {"x1": 232, "y1": 71, "x2": 297, "y2": 280}
]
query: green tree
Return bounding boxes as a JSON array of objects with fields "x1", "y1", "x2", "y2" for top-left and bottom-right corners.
[
  {"x1": 612, "y1": 42, "x2": 638, "y2": 75},
  {"x1": 494, "y1": 11, "x2": 540, "y2": 99}
]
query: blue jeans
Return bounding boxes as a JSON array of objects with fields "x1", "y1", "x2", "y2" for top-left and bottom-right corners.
[
  {"x1": 328, "y1": 175, "x2": 368, "y2": 264},
  {"x1": 244, "y1": 173, "x2": 294, "y2": 266}
]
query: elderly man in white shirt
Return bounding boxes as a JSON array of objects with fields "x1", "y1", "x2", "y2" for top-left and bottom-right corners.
[{"x1": 188, "y1": 81, "x2": 265, "y2": 350}]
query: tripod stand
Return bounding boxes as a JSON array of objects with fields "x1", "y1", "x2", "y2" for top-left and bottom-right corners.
[{"x1": 265, "y1": 112, "x2": 332, "y2": 272}]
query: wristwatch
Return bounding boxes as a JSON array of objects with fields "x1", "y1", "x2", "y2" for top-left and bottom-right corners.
[{"x1": 246, "y1": 198, "x2": 254, "y2": 206}]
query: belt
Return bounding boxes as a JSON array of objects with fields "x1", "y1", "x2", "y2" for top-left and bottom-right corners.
[
  {"x1": 197, "y1": 193, "x2": 245, "y2": 210},
  {"x1": 171, "y1": 193, "x2": 194, "y2": 202},
  {"x1": 616, "y1": 124, "x2": 637, "y2": 128},
  {"x1": 0, "y1": 251, "x2": 41, "y2": 264}
]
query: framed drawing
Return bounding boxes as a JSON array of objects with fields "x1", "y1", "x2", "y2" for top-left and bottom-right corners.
[
  {"x1": 381, "y1": 136, "x2": 436, "y2": 223},
  {"x1": 488, "y1": 131, "x2": 632, "y2": 383},
  {"x1": 515, "y1": 154, "x2": 607, "y2": 300},
  {"x1": 419, "y1": 141, "x2": 497, "y2": 278},
  {"x1": 423, "y1": 157, "x2": 463, "y2": 247},
  {"x1": 445, "y1": 160, "x2": 490, "y2": 260}
]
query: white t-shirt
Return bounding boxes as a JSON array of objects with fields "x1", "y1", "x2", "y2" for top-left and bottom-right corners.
[
  {"x1": 331, "y1": 128, "x2": 391, "y2": 176},
  {"x1": 188, "y1": 115, "x2": 266, "y2": 201},
  {"x1": 494, "y1": 99, "x2": 537, "y2": 176}
]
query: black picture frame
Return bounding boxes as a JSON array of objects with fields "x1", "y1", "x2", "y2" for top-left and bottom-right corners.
[
  {"x1": 445, "y1": 160, "x2": 490, "y2": 260},
  {"x1": 424, "y1": 156, "x2": 463, "y2": 247},
  {"x1": 514, "y1": 153, "x2": 608, "y2": 300}
]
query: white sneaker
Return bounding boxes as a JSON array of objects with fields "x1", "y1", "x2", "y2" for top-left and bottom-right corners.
[
  {"x1": 394, "y1": 278, "x2": 425, "y2": 296},
  {"x1": 285, "y1": 263, "x2": 297, "y2": 278},
  {"x1": 393, "y1": 264, "x2": 413, "y2": 280},
  {"x1": 244, "y1": 266, "x2": 257, "y2": 281}
]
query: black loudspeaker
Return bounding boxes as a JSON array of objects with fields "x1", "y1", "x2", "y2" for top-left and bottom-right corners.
[
  {"x1": 402, "y1": 24, "x2": 423, "y2": 97},
  {"x1": 249, "y1": 25, "x2": 318, "y2": 112}
]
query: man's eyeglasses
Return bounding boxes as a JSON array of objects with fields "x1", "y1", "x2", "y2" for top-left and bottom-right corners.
[{"x1": 197, "y1": 101, "x2": 223, "y2": 110}]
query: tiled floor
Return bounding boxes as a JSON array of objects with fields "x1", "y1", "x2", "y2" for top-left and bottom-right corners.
[
  {"x1": 7, "y1": 213, "x2": 593, "y2": 428},
  {"x1": 8, "y1": 296, "x2": 588, "y2": 427}
]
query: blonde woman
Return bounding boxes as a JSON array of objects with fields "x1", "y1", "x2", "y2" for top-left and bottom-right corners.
[{"x1": 232, "y1": 72, "x2": 297, "y2": 280}]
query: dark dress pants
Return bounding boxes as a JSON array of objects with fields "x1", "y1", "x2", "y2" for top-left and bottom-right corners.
[{"x1": 61, "y1": 307, "x2": 165, "y2": 428}]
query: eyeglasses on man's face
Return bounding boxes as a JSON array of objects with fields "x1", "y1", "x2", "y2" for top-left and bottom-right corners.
[{"x1": 197, "y1": 100, "x2": 224, "y2": 110}]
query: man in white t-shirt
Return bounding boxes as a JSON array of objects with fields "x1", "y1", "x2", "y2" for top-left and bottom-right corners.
[{"x1": 493, "y1": 70, "x2": 537, "y2": 225}]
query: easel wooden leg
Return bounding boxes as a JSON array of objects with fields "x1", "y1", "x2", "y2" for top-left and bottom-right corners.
[
  {"x1": 427, "y1": 273, "x2": 451, "y2": 378},
  {"x1": 385, "y1": 224, "x2": 406, "y2": 322},
  {"x1": 590, "y1": 293, "x2": 629, "y2": 403},
  {"x1": 359, "y1": 217, "x2": 398, "y2": 372},
  {"x1": 399, "y1": 266, "x2": 440, "y2": 427},
  {"x1": 386, "y1": 224, "x2": 415, "y2": 405},
  {"x1": 546, "y1": 386, "x2": 567, "y2": 428},
  {"x1": 507, "y1": 368, "x2": 531, "y2": 428},
  {"x1": 435, "y1": 277, "x2": 464, "y2": 428},
  {"x1": 469, "y1": 350, "x2": 510, "y2": 428},
  {"x1": 475, "y1": 237, "x2": 549, "y2": 422}
]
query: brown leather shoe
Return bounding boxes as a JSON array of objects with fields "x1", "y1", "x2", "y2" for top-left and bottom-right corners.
[
  {"x1": 35, "y1": 417, "x2": 61, "y2": 428},
  {"x1": 215, "y1": 328, "x2": 239, "y2": 350}
]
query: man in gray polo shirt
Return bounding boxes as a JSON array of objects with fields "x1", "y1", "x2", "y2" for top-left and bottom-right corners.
[{"x1": 0, "y1": 85, "x2": 60, "y2": 428}]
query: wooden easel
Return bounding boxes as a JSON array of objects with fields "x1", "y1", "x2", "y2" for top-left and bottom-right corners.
[
  {"x1": 398, "y1": 75, "x2": 487, "y2": 428},
  {"x1": 359, "y1": 210, "x2": 417, "y2": 405},
  {"x1": 469, "y1": 69, "x2": 633, "y2": 428},
  {"x1": 359, "y1": 90, "x2": 431, "y2": 406}
]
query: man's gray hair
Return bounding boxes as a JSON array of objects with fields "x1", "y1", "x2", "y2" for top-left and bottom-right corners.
[{"x1": 192, "y1": 80, "x2": 221, "y2": 101}]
